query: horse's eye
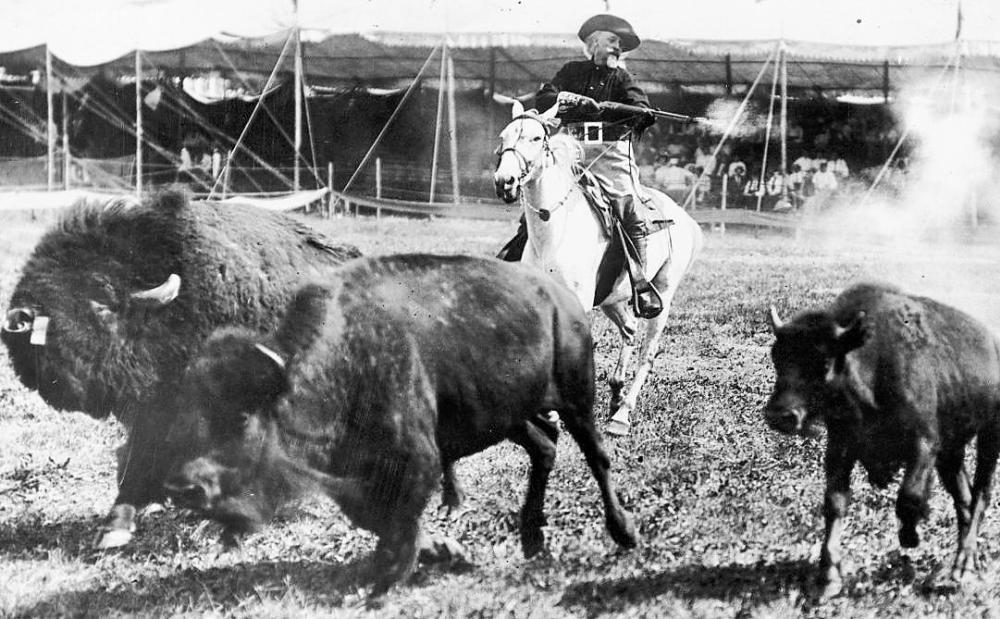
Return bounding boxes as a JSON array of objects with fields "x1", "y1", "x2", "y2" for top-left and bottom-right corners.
[{"x1": 532, "y1": 136, "x2": 542, "y2": 142}]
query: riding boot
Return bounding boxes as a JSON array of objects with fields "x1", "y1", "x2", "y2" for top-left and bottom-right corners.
[
  {"x1": 617, "y1": 197, "x2": 663, "y2": 319},
  {"x1": 626, "y1": 231, "x2": 663, "y2": 319},
  {"x1": 496, "y1": 214, "x2": 528, "y2": 262}
]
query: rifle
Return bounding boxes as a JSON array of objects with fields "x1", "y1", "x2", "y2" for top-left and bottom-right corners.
[
  {"x1": 557, "y1": 91, "x2": 706, "y2": 124},
  {"x1": 598, "y1": 101, "x2": 708, "y2": 125}
]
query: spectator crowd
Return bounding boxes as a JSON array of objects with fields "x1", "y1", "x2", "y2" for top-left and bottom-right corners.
[{"x1": 634, "y1": 99, "x2": 907, "y2": 212}]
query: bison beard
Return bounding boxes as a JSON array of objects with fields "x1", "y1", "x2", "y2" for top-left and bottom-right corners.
[
  {"x1": 1, "y1": 189, "x2": 361, "y2": 548},
  {"x1": 165, "y1": 255, "x2": 637, "y2": 595},
  {"x1": 764, "y1": 282, "x2": 1000, "y2": 597}
]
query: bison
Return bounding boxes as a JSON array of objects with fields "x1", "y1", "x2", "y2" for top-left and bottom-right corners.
[
  {"x1": 764, "y1": 282, "x2": 1000, "y2": 596},
  {"x1": 164, "y1": 254, "x2": 637, "y2": 594},
  {"x1": 1, "y1": 189, "x2": 360, "y2": 548}
]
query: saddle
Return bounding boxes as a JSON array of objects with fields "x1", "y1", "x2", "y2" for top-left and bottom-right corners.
[{"x1": 572, "y1": 166, "x2": 674, "y2": 307}]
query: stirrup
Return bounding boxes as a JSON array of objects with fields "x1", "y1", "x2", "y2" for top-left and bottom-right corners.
[{"x1": 633, "y1": 282, "x2": 663, "y2": 319}]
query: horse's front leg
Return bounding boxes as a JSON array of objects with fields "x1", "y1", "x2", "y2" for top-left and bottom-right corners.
[{"x1": 601, "y1": 302, "x2": 638, "y2": 436}]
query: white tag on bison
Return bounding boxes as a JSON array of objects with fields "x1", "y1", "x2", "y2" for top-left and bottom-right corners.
[{"x1": 30, "y1": 316, "x2": 49, "y2": 346}]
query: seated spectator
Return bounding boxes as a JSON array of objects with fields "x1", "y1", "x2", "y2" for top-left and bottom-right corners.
[
  {"x1": 742, "y1": 167, "x2": 765, "y2": 209},
  {"x1": 831, "y1": 152, "x2": 850, "y2": 179},
  {"x1": 654, "y1": 156, "x2": 695, "y2": 194},
  {"x1": 664, "y1": 142, "x2": 690, "y2": 162},
  {"x1": 728, "y1": 158, "x2": 747, "y2": 177},
  {"x1": 693, "y1": 165, "x2": 711, "y2": 205},
  {"x1": 786, "y1": 164, "x2": 804, "y2": 208},
  {"x1": 813, "y1": 161, "x2": 838, "y2": 192},
  {"x1": 177, "y1": 133, "x2": 212, "y2": 186},
  {"x1": 793, "y1": 151, "x2": 815, "y2": 174},
  {"x1": 725, "y1": 162, "x2": 747, "y2": 208},
  {"x1": 694, "y1": 144, "x2": 716, "y2": 184}
]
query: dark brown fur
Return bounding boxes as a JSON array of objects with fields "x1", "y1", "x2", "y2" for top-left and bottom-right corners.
[
  {"x1": 765, "y1": 282, "x2": 1000, "y2": 595},
  {"x1": 2, "y1": 189, "x2": 360, "y2": 543},
  {"x1": 166, "y1": 254, "x2": 636, "y2": 594}
]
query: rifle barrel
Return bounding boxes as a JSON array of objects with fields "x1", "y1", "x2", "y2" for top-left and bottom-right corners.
[{"x1": 599, "y1": 101, "x2": 702, "y2": 124}]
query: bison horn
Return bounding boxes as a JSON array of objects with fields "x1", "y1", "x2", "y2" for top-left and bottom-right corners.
[
  {"x1": 3, "y1": 308, "x2": 35, "y2": 333},
  {"x1": 254, "y1": 344, "x2": 286, "y2": 370},
  {"x1": 130, "y1": 274, "x2": 181, "y2": 306},
  {"x1": 768, "y1": 305, "x2": 784, "y2": 331}
]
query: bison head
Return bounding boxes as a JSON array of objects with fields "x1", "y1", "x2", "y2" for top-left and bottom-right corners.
[
  {"x1": 2, "y1": 262, "x2": 183, "y2": 416},
  {"x1": 0, "y1": 195, "x2": 193, "y2": 418},
  {"x1": 763, "y1": 306, "x2": 868, "y2": 435},
  {"x1": 164, "y1": 329, "x2": 296, "y2": 540}
]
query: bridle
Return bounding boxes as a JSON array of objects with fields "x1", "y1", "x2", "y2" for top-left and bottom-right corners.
[{"x1": 496, "y1": 114, "x2": 572, "y2": 222}]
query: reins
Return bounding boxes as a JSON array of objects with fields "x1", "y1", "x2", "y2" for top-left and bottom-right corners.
[{"x1": 498, "y1": 113, "x2": 637, "y2": 222}]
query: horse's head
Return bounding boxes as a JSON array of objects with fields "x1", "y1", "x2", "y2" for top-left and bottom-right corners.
[{"x1": 493, "y1": 101, "x2": 560, "y2": 204}]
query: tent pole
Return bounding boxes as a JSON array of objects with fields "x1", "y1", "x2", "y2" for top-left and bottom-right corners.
[
  {"x1": 486, "y1": 46, "x2": 496, "y2": 150},
  {"x1": 294, "y1": 28, "x2": 302, "y2": 191},
  {"x1": 447, "y1": 47, "x2": 460, "y2": 204},
  {"x1": 430, "y1": 43, "x2": 447, "y2": 203},
  {"x1": 135, "y1": 49, "x2": 142, "y2": 199},
  {"x1": 46, "y1": 46, "x2": 55, "y2": 192},
  {"x1": 779, "y1": 42, "x2": 787, "y2": 183},
  {"x1": 724, "y1": 54, "x2": 732, "y2": 96},
  {"x1": 756, "y1": 42, "x2": 781, "y2": 212},
  {"x1": 62, "y1": 90, "x2": 70, "y2": 190}
]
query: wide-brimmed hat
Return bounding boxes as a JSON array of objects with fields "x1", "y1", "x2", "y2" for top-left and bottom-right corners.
[{"x1": 578, "y1": 14, "x2": 640, "y2": 52}]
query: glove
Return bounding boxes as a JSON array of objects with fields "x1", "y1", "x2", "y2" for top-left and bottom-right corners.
[
  {"x1": 557, "y1": 91, "x2": 600, "y2": 115},
  {"x1": 575, "y1": 95, "x2": 601, "y2": 114},
  {"x1": 636, "y1": 109, "x2": 656, "y2": 131}
]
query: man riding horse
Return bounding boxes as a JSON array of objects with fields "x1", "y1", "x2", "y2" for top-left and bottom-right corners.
[{"x1": 498, "y1": 13, "x2": 661, "y2": 319}]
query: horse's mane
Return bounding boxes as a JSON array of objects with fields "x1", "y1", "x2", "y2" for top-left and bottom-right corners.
[{"x1": 548, "y1": 133, "x2": 584, "y2": 169}]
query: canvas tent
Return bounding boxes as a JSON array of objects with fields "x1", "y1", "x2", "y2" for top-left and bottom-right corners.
[{"x1": 0, "y1": 0, "x2": 997, "y2": 203}]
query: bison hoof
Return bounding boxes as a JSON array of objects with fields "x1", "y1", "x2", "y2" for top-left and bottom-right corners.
[
  {"x1": 950, "y1": 552, "x2": 980, "y2": 583},
  {"x1": 817, "y1": 578, "x2": 843, "y2": 599},
  {"x1": 898, "y1": 525, "x2": 920, "y2": 549},
  {"x1": 608, "y1": 512, "x2": 638, "y2": 549},
  {"x1": 605, "y1": 418, "x2": 630, "y2": 437},
  {"x1": 94, "y1": 527, "x2": 133, "y2": 550},
  {"x1": 94, "y1": 504, "x2": 137, "y2": 550}
]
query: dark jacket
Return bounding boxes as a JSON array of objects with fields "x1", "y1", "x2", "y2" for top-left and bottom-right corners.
[{"x1": 536, "y1": 60, "x2": 651, "y2": 125}]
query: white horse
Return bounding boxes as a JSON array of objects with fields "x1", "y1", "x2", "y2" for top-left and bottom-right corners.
[{"x1": 493, "y1": 101, "x2": 703, "y2": 436}]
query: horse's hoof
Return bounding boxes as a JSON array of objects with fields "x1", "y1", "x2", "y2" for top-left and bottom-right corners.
[
  {"x1": 94, "y1": 527, "x2": 133, "y2": 550},
  {"x1": 605, "y1": 419, "x2": 630, "y2": 437}
]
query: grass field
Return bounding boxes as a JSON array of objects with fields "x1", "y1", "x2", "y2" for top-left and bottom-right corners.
[{"x1": 3, "y1": 210, "x2": 1000, "y2": 617}]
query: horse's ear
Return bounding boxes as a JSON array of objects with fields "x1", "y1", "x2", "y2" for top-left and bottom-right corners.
[{"x1": 511, "y1": 100, "x2": 525, "y2": 118}]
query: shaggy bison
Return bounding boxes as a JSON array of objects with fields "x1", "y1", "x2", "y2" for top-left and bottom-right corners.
[
  {"x1": 764, "y1": 282, "x2": 1000, "y2": 596},
  {"x1": 1, "y1": 190, "x2": 360, "y2": 548},
  {"x1": 164, "y1": 254, "x2": 637, "y2": 594}
]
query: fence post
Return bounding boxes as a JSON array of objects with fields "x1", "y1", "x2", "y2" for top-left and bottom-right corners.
[
  {"x1": 719, "y1": 173, "x2": 727, "y2": 236},
  {"x1": 222, "y1": 155, "x2": 230, "y2": 199},
  {"x1": 375, "y1": 157, "x2": 382, "y2": 220},
  {"x1": 327, "y1": 161, "x2": 334, "y2": 218}
]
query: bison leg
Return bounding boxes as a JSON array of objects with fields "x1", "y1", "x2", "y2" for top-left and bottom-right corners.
[
  {"x1": 97, "y1": 403, "x2": 178, "y2": 549},
  {"x1": 818, "y1": 441, "x2": 855, "y2": 598},
  {"x1": 557, "y1": 408, "x2": 637, "y2": 549},
  {"x1": 935, "y1": 445, "x2": 975, "y2": 581},
  {"x1": 509, "y1": 416, "x2": 559, "y2": 558},
  {"x1": 896, "y1": 437, "x2": 936, "y2": 549},
  {"x1": 953, "y1": 427, "x2": 1000, "y2": 581},
  {"x1": 440, "y1": 460, "x2": 465, "y2": 512}
]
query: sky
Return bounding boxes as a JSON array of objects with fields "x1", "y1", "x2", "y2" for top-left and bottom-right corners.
[{"x1": 1, "y1": 0, "x2": 996, "y2": 66}]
